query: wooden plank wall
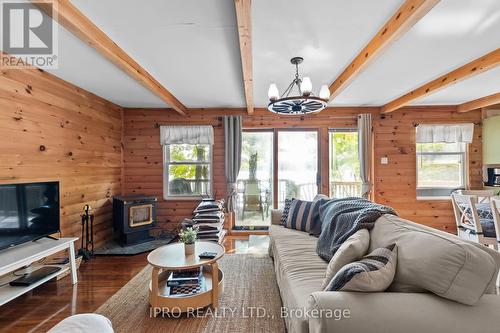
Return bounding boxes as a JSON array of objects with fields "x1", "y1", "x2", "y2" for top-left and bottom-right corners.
[
  {"x1": 374, "y1": 106, "x2": 483, "y2": 232},
  {"x1": 0, "y1": 67, "x2": 123, "y2": 248},
  {"x1": 123, "y1": 107, "x2": 481, "y2": 233},
  {"x1": 122, "y1": 107, "x2": 376, "y2": 233},
  {"x1": 0, "y1": 65, "x2": 482, "y2": 244}
]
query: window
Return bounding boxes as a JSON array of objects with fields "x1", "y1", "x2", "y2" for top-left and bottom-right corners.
[
  {"x1": 416, "y1": 142, "x2": 467, "y2": 197},
  {"x1": 329, "y1": 130, "x2": 361, "y2": 198},
  {"x1": 163, "y1": 144, "x2": 212, "y2": 199}
]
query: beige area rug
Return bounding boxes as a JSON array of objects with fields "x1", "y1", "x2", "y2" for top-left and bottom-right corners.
[{"x1": 95, "y1": 254, "x2": 286, "y2": 333}]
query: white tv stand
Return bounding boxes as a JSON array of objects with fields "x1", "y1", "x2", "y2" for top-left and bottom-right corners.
[{"x1": 0, "y1": 237, "x2": 78, "y2": 306}]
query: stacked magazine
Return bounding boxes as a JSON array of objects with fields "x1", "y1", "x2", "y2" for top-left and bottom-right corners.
[{"x1": 182, "y1": 198, "x2": 226, "y2": 243}]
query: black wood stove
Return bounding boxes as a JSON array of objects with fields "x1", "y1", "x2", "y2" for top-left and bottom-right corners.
[{"x1": 113, "y1": 195, "x2": 157, "y2": 245}]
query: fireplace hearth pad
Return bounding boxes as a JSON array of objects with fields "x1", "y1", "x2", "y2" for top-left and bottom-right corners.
[{"x1": 94, "y1": 234, "x2": 175, "y2": 256}]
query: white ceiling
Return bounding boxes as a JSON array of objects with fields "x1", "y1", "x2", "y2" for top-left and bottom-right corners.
[
  {"x1": 414, "y1": 66, "x2": 500, "y2": 105},
  {"x1": 47, "y1": 20, "x2": 167, "y2": 107},
  {"x1": 252, "y1": 0, "x2": 404, "y2": 107},
  {"x1": 9, "y1": 0, "x2": 500, "y2": 109},
  {"x1": 334, "y1": 0, "x2": 500, "y2": 106},
  {"x1": 71, "y1": 0, "x2": 245, "y2": 108}
]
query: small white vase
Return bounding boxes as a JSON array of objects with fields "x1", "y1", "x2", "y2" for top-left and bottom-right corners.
[{"x1": 184, "y1": 242, "x2": 195, "y2": 255}]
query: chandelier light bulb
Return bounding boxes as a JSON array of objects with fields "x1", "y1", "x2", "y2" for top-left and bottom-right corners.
[
  {"x1": 300, "y1": 77, "x2": 312, "y2": 96},
  {"x1": 319, "y1": 84, "x2": 330, "y2": 100},
  {"x1": 268, "y1": 83, "x2": 279, "y2": 101}
]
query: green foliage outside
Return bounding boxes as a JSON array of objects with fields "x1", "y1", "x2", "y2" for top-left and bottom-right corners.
[
  {"x1": 170, "y1": 145, "x2": 209, "y2": 180},
  {"x1": 330, "y1": 132, "x2": 360, "y2": 182},
  {"x1": 240, "y1": 133, "x2": 273, "y2": 182},
  {"x1": 241, "y1": 133, "x2": 260, "y2": 173},
  {"x1": 248, "y1": 152, "x2": 258, "y2": 181}
]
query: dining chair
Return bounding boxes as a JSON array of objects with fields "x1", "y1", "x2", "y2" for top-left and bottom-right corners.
[
  {"x1": 490, "y1": 197, "x2": 500, "y2": 251},
  {"x1": 451, "y1": 192, "x2": 497, "y2": 249},
  {"x1": 489, "y1": 197, "x2": 500, "y2": 287},
  {"x1": 453, "y1": 189, "x2": 495, "y2": 202},
  {"x1": 242, "y1": 181, "x2": 264, "y2": 221}
]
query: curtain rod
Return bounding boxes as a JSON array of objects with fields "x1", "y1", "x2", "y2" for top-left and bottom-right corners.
[
  {"x1": 154, "y1": 122, "x2": 221, "y2": 129},
  {"x1": 413, "y1": 122, "x2": 481, "y2": 127}
]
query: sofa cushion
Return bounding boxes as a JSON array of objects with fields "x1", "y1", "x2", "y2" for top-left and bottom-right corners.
[
  {"x1": 269, "y1": 225, "x2": 326, "y2": 333},
  {"x1": 326, "y1": 244, "x2": 397, "y2": 292},
  {"x1": 369, "y1": 214, "x2": 496, "y2": 305},
  {"x1": 321, "y1": 229, "x2": 370, "y2": 289}
]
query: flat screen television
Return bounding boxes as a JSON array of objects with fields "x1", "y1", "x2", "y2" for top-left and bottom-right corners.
[{"x1": 0, "y1": 181, "x2": 60, "y2": 251}]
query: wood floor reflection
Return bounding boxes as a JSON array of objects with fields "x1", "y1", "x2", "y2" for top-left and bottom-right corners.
[{"x1": 0, "y1": 235, "x2": 266, "y2": 332}]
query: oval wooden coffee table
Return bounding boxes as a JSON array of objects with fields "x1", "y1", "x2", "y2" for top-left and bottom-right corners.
[{"x1": 147, "y1": 241, "x2": 225, "y2": 316}]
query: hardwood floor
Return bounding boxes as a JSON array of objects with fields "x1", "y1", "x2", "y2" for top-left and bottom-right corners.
[{"x1": 0, "y1": 236, "x2": 264, "y2": 333}]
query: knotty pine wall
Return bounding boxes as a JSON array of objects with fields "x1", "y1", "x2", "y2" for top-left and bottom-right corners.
[
  {"x1": 122, "y1": 107, "x2": 376, "y2": 234},
  {"x1": 0, "y1": 63, "x2": 482, "y2": 245},
  {"x1": 374, "y1": 107, "x2": 483, "y2": 233},
  {"x1": 123, "y1": 107, "x2": 482, "y2": 234},
  {"x1": 0, "y1": 67, "x2": 123, "y2": 248}
]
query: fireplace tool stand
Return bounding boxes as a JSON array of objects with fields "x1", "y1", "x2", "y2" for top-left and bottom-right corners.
[{"x1": 79, "y1": 204, "x2": 94, "y2": 261}]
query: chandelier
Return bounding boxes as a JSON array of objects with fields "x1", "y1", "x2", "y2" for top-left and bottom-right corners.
[{"x1": 267, "y1": 57, "x2": 330, "y2": 115}]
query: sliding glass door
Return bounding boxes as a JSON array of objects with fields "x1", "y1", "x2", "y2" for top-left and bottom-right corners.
[
  {"x1": 235, "y1": 131, "x2": 273, "y2": 227},
  {"x1": 277, "y1": 131, "x2": 319, "y2": 207},
  {"x1": 235, "y1": 129, "x2": 319, "y2": 227}
]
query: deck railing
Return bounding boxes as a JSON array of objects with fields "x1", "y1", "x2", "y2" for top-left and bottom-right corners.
[
  {"x1": 330, "y1": 181, "x2": 362, "y2": 198},
  {"x1": 278, "y1": 180, "x2": 362, "y2": 205}
]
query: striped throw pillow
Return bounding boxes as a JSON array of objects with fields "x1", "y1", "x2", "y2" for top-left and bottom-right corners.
[
  {"x1": 285, "y1": 199, "x2": 316, "y2": 231},
  {"x1": 280, "y1": 198, "x2": 293, "y2": 225},
  {"x1": 325, "y1": 244, "x2": 398, "y2": 292}
]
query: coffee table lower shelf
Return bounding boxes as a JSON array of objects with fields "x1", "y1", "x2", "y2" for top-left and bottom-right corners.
[{"x1": 149, "y1": 266, "x2": 224, "y2": 315}]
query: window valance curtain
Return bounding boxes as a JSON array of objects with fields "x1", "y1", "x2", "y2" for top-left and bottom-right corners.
[
  {"x1": 416, "y1": 124, "x2": 474, "y2": 143},
  {"x1": 160, "y1": 126, "x2": 214, "y2": 145}
]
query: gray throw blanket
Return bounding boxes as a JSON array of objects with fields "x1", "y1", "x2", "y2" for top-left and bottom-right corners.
[{"x1": 316, "y1": 197, "x2": 397, "y2": 262}]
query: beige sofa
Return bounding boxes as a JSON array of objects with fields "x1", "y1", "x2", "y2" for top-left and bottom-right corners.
[{"x1": 269, "y1": 210, "x2": 500, "y2": 333}]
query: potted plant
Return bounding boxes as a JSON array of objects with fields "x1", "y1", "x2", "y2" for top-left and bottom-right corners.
[{"x1": 179, "y1": 227, "x2": 198, "y2": 255}]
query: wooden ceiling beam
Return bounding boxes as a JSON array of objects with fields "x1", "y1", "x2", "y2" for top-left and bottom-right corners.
[
  {"x1": 234, "y1": 0, "x2": 254, "y2": 115},
  {"x1": 328, "y1": 0, "x2": 440, "y2": 100},
  {"x1": 34, "y1": 0, "x2": 187, "y2": 115},
  {"x1": 382, "y1": 48, "x2": 500, "y2": 113},
  {"x1": 457, "y1": 92, "x2": 500, "y2": 113}
]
